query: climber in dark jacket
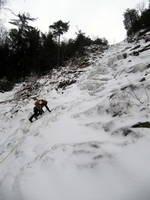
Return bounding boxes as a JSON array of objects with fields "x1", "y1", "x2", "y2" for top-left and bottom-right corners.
[{"x1": 29, "y1": 98, "x2": 51, "y2": 122}]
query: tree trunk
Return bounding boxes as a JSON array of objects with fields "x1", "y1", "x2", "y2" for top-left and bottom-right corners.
[{"x1": 57, "y1": 34, "x2": 61, "y2": 67}]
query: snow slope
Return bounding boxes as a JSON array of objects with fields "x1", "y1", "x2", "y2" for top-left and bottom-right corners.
[{"x1": 0, "y1": 35, "x2": 150, "y2": 200}]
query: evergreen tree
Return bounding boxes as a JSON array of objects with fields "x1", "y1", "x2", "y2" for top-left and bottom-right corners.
[
  {"x1": 140, "y1": 8, "x2": 150, "y2": 28},
  {"x1": 123, "y1": 9, "x2": 140, "y2": 36},
  {"x1": 49, "y1": 20, "x2": 69, "y2": 45},
  {"x1": 74, "y1": 30, "x2": 92, "y2": 56},
  {"x1": 9, "y1": 13, "x2": 41, "y2": 78},
  {"x1": 123, "y1": 9, "x2": 140, "y2": 31},
  {"x1": 40, "y1": 32, "x2": 58, "y2": 72},
  {"x1": 49, "y1": 20, "x2": 69, "y2": 66}
]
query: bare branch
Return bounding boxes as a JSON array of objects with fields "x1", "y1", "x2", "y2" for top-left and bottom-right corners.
[{"x1": 136, "y1": 1, "x2": 146, "y2": 15}]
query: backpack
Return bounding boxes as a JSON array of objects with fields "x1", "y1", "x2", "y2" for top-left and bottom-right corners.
[{"x1": 35, "y1": 99, "x2": 48, "y2": 106}]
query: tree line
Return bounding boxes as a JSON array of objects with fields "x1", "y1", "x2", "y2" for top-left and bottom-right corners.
[
  {"x1": 123, "y1": 2, "x2": 150, "y2": 37},
  {"x1": 0, "y1": 12, "x2": 108, "y2": 90}
]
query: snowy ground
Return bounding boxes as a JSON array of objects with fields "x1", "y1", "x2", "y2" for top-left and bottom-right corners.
[{"x1": 0, "y1": 36, "x2": 150, "y2": 200}]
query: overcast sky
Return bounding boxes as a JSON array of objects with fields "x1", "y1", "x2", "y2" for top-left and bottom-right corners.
[{"x1": 4, "y1": 0, "x2": 148, "y2": 44}]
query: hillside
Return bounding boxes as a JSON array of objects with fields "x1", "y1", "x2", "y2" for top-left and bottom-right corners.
[{"x1": 0, "y1": 32, "x2": 150, "y2": 200}]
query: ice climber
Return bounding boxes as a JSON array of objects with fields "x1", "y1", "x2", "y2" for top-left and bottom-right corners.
[{"x1": 29, "y1": 98, "x2": 51, "y2": 122}]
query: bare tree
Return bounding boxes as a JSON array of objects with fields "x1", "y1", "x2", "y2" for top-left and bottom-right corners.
[
  {"x1": 136, "y1": 1, "x2": 146, "y2": 15},
  {"x1": 0, "y1": 0, "x2": 6, "y2": 9}
]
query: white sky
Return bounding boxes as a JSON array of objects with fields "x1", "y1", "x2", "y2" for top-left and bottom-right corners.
[{"x1": 4, "y1": 0, "x2": 149, "y2": 44}]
